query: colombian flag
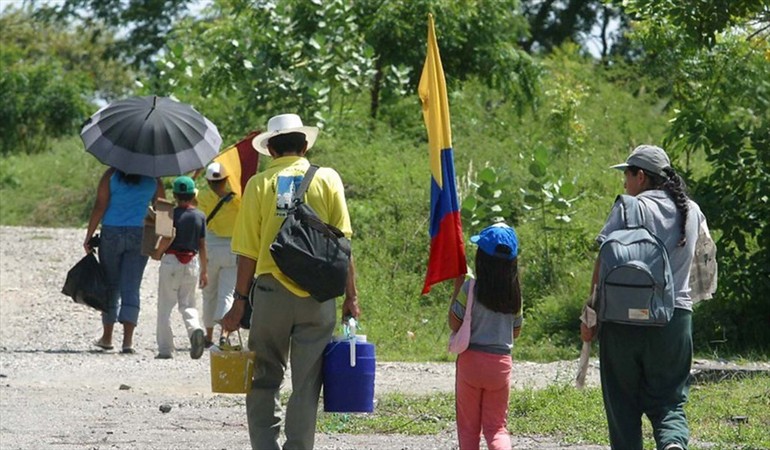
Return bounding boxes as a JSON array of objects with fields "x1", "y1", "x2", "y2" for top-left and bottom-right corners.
[
  {"x1": 213, "y1": 131, "x2": 261, "y2": 197},
  {"x1": 418, "y1": 14, "x2": 467, "y2": 294}
]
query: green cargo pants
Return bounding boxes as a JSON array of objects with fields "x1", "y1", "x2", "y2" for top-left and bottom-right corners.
[{"x1": 599, "y1": 308, "x2": 692, "y2": 450}]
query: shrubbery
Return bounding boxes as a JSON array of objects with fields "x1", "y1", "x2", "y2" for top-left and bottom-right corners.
[{"x1": 1, "y1": 1, "x2": 767, "y2": 360}]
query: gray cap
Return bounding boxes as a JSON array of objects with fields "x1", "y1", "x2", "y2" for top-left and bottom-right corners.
[{"x1": 610, "y1": 145, "x2": 671, "y2": 177}]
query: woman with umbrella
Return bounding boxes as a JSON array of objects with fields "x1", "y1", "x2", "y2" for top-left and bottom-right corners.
[
  {"x1": 84, "y1": 169, "x2": 165, "y2": 353},
  {"x1": 81, "y1": 95, "x2": 222, "y2": 353}
]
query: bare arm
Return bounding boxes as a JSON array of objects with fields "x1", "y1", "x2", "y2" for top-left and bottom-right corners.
[
  {"x1": 221, "y1": 255, "x2": 257, "y2": 332},
  {"x1": 150, "y1": 232, "x2": 174, "y2": 260},
  {"x1": 448, "y1": 311, "x2": 462, "y2": 333},
  {"x1": 580, "y1": 257, "x2": 601, "y2": 342},
  {"x1": 341, "y1": 255, "x2": 361, "y2": 321},
  {"x1": 84, "y1": 169, "x2": 114, "y2": 253},
  {"x1": 447, "y1": 275, "x2": 464, "y2": 332},
  {"x1": 198, "y1": 238, "x2": 208, "y2": 288},
  {"x1": 153, "y1": 178, "x2": 166, "y2": 203}
]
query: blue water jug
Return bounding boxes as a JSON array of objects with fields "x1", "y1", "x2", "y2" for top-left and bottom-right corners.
[{"x1": 322, "y1": 337, "x2": 376, "y2": 413}]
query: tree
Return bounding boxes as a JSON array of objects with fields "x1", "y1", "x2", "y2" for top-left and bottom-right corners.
[
  {"x1": 520, "y1": 0, "x2": 629, "y2": 58},
  {"x1": 153, "y1": 0, "x2": 542, "y2": 131},
  {"x1": 147, "y1": 0, "x2": 379, "y2": 137},
  {"x1": 354, "y1": 0, "x2": 539, "y2": 118},
  {"x1": 624, "y1": 0, "x2": 770, "y2": 353},
  {"x1": 40, "y1": 0, "x2": 193, "y2": 68},
  {"x1": 0, "y1": 7, "x2": 133, "y2": 154}
]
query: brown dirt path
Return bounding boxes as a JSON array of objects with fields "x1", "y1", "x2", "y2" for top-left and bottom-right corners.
[{"x1": 0, "y1": 226, "x2": 630, "y2": 449}]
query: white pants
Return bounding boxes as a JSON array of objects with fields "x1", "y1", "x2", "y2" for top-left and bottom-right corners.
[
  {"x1": 201, "y1": 236, "x2": 236, "y2": 329},
  {"x1": 157, "y1": 254, "x2": 202, "y2": 354}
]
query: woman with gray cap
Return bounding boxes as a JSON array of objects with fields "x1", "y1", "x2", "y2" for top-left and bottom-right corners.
[{"x1": 581, "y1": 145, "x2": 709, "y2": 450}]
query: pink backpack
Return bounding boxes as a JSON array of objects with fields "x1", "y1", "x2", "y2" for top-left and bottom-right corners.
[{"x1": 448, "y1": 279, "x2": 475, "y2": 354}]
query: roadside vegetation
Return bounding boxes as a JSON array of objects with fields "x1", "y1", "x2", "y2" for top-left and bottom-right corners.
[
  {"x1": 1, "y1": 1, "x2": 768, "y2": 447},
  {"x1": 1, "y1": 1, "x2": 767, "y2": 362},
  {"x1": 317, "y1": 377, "x2": 770, "y2": 449}
]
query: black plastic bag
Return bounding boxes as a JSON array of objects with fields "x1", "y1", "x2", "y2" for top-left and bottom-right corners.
[{"x1": 62, "y1": 252, "x2": 109, "y2": 312}]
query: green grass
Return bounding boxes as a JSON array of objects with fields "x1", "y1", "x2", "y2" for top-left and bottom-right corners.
[
  {"x1": 0, "y1": 57, "x2": 766, "y2": 362},
  {"x1": 317, "y1": 376, "x2": 770, "y2": 449},
  {"x1": 0, "y1": 136, "x2": 104, "y2": 227}
]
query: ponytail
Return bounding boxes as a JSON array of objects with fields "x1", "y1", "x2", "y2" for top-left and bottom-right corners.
[{"x1": 660, "y1": 167, "x2": 689, "y2": 247}]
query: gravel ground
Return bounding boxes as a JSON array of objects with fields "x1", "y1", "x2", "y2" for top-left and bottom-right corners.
[{"x1": 2, "y1": 225, "x2": 760, "y2": 450}]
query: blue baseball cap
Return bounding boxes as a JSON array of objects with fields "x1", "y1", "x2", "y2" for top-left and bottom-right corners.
[{"x1": 470, "y1": 223, "x2": 518, "y2": 260}]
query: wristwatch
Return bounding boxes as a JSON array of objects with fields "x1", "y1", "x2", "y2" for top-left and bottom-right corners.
[{"x1": 233, "y1": 291, "x2": 249, "y2": 302}]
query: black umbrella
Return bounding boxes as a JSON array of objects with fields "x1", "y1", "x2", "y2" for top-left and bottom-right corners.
[{"x1": 81, "y1": 96, "x2": 222, "y2": 177}]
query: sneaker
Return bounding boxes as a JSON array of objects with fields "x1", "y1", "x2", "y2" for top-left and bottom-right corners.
[
  {"x1": 155, "y1": 353, "x2": 173, "y2": 360},
  {"x1": 664, "y1": 444, "x2": 684, "y2": 450},
  {"x1": 190, "y1": 329, "x2": 205, "y2": 360},
  {"x1": 204, "y1": 340, "x2": 214, "y2": 349}
]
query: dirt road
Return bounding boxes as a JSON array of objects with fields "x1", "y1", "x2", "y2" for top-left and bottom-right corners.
[{"x1": 0, "y1": 226, "x2": 607, "y2": 449}]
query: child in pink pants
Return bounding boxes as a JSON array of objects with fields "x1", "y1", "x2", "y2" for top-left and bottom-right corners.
[{"x1": 449, "y1": 223, "x2": 523, "y2": 450}]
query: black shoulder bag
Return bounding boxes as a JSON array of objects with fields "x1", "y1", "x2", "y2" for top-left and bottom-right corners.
[{"x1": 270, "y1": 165, "x2": 351, "y2": 302}]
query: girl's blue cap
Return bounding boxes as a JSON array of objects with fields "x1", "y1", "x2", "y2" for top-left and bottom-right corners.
[{"x1": 470, "y1": 223, "x2": 518, "y2": 260}]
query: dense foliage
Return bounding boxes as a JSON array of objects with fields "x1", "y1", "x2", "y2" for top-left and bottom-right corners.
[
  {"x1": 39, "y1": 0, "x2": 194, "y2": 68},
  {"x1": 0, "y1": 0, "x2": 768, "y2": 358},
  {"x1": 624, "y1": 0, "x2": 770, "y2": 353},
  {"x1": 0, "y1": 9, "x2": 132, "y2": 154}
]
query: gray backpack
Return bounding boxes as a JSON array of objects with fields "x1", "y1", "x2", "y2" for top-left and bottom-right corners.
[{"x1": 598, "y1": 195, "x2": 675, "y2": 326}]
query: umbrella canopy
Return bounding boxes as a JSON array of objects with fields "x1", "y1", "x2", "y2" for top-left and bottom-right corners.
[{"x1": 81, "y1": 96, "x2": 222, "y2": 177}]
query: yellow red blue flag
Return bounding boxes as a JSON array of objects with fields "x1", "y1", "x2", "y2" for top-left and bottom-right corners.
[
  {"x1": 418, "y1": 14, "x2": 467, "y2": 294},
  {"x1": 213, "y1": 131, "x2": 260, "y2": 197}
]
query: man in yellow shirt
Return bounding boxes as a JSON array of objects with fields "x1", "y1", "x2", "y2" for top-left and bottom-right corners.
[
  {"x1": 197, "y1": 162, "x2": 241, "y2": 347},
  {"x1": 222, "y1": 113, "x2": 361, "y2": 450}
]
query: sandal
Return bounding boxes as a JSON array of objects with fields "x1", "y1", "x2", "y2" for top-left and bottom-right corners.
[{"x1": 93, "y1": 340, "x2": 114, "y2": 351}]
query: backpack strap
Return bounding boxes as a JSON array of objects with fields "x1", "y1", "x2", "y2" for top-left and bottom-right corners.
[
  {"x1": 292, "y1": 165, "x2": 319, "y2": 206},
  {"x1": 206, "y1": 192, "x2": 235, "y2": 223},
  {"x1": 617, "y1": 194, "x2": 645, "y2": 229},
  {"x1": 465, "y1": 278, "x2": 476, "y2": 318}
]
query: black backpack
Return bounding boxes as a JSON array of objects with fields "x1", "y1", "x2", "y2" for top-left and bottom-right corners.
[{"x1": 270, "y1": 165, "x2": 351, "y2": 302}]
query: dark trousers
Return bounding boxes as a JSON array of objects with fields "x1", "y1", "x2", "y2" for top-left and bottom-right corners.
[{"x1": 599, "y1": 309, "x2": 692, "y2": 450}]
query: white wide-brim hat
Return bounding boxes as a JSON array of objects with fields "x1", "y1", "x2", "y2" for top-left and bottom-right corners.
[{"x1": 251, "y1": 113, "x2": 319, "y2": 155}]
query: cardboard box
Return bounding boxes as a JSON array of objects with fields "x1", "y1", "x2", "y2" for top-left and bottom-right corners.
[
  {"x1": 140, "y1": 222, "x2": 160, "y2": 257},
  {"x1": 154, "y1": 198, "x2": 175, "y2": 238},
  {"x1": 141, "y1": 198, "x2": 176, "y2": 257}
]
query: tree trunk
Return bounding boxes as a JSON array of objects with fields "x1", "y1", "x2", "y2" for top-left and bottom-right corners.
[{"x1": 370, "y1": 58, "x2": 384, "y2": 120}]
